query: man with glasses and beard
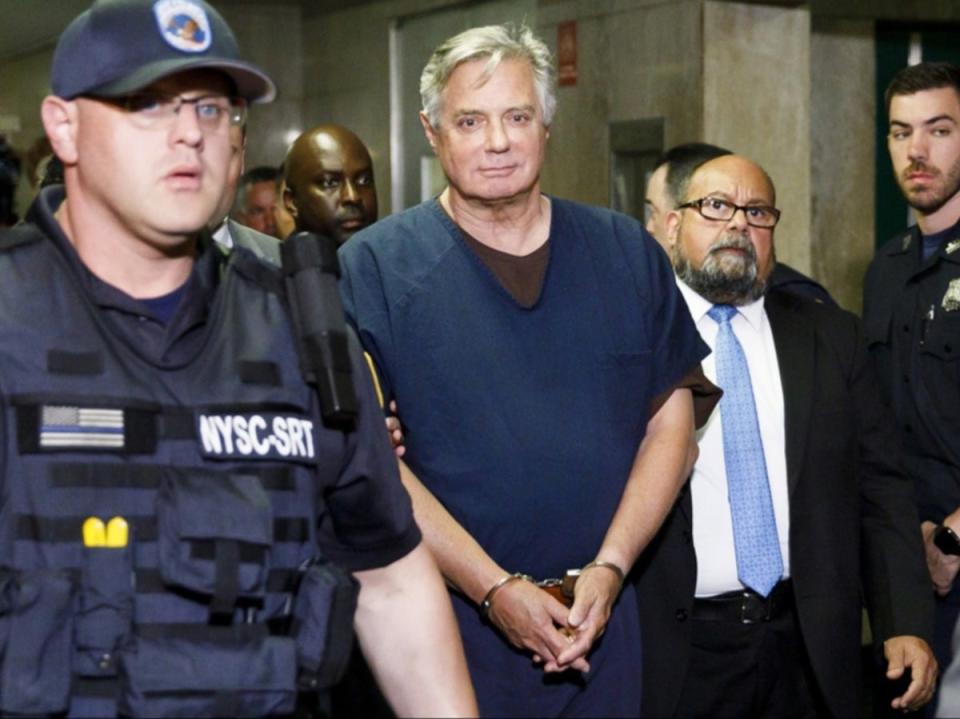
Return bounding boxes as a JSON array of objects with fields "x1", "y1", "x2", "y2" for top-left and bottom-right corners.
[
  {"x1": 864, "y1": 62, "x2": 960, "y2": 687},
  {"x1": 635, "y1": 153, "x2": 936, "y2": 718}
]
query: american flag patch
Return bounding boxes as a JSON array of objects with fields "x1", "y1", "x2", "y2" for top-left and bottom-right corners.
[{"x1": 40, "y1": 406, "x2": 124, "y2": 449}]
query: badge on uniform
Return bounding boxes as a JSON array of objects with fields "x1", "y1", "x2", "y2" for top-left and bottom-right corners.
[
  {"x1": 153, "y1": 0, "x2": 212, "y2": 53},
  {"x1": 943, "y1": 278, "x2": 960, "y2": 312},
  {"x1": 197, "y1": 412, "x2": 317, "y2": 462}
]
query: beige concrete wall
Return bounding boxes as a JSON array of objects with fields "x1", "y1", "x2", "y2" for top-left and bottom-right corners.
[
  {"x1": 220, "y1": 3, "x2": 304, "y2": 170},
  {"x1": 703, "y1": 1, "x2": 812, "y2": 278},
  {"x1": 810, "y1": 18, "x2": 875, "y2": 313},
  {"x1": 299, "y1": 0, "x2": 473, "y2": 215},
  {"x1": 538, "y1": 0, "x2": 703, "y2": 206},
  {"x1": 300, "y1": 4, "x2": 394, "y2": 206}
]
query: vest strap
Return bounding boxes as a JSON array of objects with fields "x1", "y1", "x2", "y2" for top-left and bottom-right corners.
[
  {"x1": 73, "y1": 676, "x2": 118, "y2": 698},
  {"x1": 135, "y1": 568, "x2": 296, "y2": 595},
  {"x1": 16, "y1": 514, "x2": 309, "y2": 544},
  {"x1": 47, "y1": 350, "x2": 104, "y2": 376},
  {"x1": 49, "y1": 463, "x2": 296, "y2": 492},
  {"x1": 210, "y1": 539, "x2": 241, "y2": 617},
  {"x1": 240, "y1": 361, "x2": 282, "y2": 387},
  {"x1": 135, "y1": 622, "x2": 271, "y2": 641}
]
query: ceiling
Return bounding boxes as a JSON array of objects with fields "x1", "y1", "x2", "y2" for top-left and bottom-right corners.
[
  {"x1": 0, "y1": 0, "x2": 91, "y2": 60},
  {"x1": 0, "y1": 0, "x2": 367, "y2": 62}
]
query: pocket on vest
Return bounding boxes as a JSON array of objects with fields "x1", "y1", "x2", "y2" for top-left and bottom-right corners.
[
  {"x1": 293, "y1": 559, "x2": 359, "y2": 691},
  {"x1": 75, "y1": 543, "x2": 134, "y2": 677},
  {"x1": 157, "y1": 471, "x2": 272, "y2": 608},
  {"x1": 0, "y1": 569, "x2": 74, "y2": 715},
  {"x1": 119, "y1": 629, "x2": 297, "y2": 717}
]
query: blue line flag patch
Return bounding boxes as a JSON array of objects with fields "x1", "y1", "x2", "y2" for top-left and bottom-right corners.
[{"x1": 40, "y1": 406, "x2": 124, "y2": 449}]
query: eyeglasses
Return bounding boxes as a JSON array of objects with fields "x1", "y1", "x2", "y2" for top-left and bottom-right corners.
[
  {"x1": 677, "y1": 196, "x2": 781, "y2": 229},
  {"x1": 110, "y1": 92, "x2": 248, "y2": 132}
]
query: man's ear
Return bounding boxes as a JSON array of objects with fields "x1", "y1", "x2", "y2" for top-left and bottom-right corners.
[
  {"x1": 283, "y1": 184, "x2": 298, "y2": 220},
  {"x1": 665, "y1": 209, "x2": 683, "y2": 249},
  {"x1": 419, "y1": 111, "x2": 438, "y2": 153},
  {"x1": 237, "y1": 131, "x2": 247, "y2": 176},
  {"x1": 41, "y1": 96, "x2": 79, "y2": 165}
]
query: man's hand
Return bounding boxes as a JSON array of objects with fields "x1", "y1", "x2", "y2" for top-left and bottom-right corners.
[
  {"x1": 384, "y1": 400, "x2": 405, "y2": 458},
  {"x1": 555, "y1": 563, "x2": 622, "y2": 669},
  {"x1": 486, "y1": 578, "x2": 590, "y2": 673},
  {"x1": 884, "y1": 635, "x2": 938, "y2": 712},
  {"x1": 922, "y1": 520, "x2": 960, "y2": 595}
]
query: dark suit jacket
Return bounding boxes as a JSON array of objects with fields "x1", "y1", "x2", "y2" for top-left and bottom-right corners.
[
  {"x1": 635, "y1": 287, "x2": 933, "y2": 718},
  {"x1": 224, "y1": 219, "x2": 282, "y2": 265},
  {"x1": 768, "y1": 261, "x2": 836, "y2": 307}
]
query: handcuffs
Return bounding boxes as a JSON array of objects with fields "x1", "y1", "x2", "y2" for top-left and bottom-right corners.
[{"x1": 480, "y1": 561, "x2": 625, "y2": 618}]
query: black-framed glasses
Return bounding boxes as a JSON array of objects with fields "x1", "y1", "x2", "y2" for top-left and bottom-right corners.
[
  {"x1": 110, "y1": 92, "x2": 248, "y2": 133},
  {"x1": 677, "y1": 196, "x2": 781, "y2": 228}
]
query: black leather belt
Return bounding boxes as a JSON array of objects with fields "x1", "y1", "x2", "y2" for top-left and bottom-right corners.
[{"x1": 693, "y1": 580, "x2": 794, "y2": 624}]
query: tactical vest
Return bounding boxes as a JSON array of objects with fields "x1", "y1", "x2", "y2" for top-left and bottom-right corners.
[{"x1": 0, "y1": 226, "x2": 356, "y2": 717}]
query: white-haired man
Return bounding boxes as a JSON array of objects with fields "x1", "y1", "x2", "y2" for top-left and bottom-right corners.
[{"x1": 339, "y1": 23, "x2": 717, "y2": 716}]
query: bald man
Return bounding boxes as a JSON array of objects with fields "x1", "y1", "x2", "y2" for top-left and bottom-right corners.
[
  {"x1": 645, "y1": 142, "x2": 835, "y2": 307},
  {"x1": 284, "y1": 124, "x2": 378, "y2": 243},
  {"x1": 645, "y1": 142, "x2": 731, "y2": 250},
  {"x1": 636, "y1": 154, "x2": 935, "y2": 718}
]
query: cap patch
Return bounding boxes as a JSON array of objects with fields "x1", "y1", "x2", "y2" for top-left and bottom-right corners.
[{"x1": 154, "y1": 0, "x2": 212, "y2": 53}]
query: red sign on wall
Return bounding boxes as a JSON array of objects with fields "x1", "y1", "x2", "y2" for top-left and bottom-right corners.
[{"x1": 557, "y1": 21, "x2": 577, "y2": 87}]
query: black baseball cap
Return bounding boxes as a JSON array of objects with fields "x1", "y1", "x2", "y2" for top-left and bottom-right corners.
[{"x1": 51, "y1": 0, "x2": 276, "y2": 103}]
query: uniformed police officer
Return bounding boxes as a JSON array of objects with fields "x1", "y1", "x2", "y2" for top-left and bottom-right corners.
[
  {"x1": 864, "y1": 60, "x2": 960, "y2": 686},
  {"x1": 0, "y1": 0, "x2": 476, "y2": 716}
]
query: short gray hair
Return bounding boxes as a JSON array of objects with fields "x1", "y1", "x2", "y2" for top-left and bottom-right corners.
[{"x1": 420, "y1": 24, "x2": 557, "y2": 129}]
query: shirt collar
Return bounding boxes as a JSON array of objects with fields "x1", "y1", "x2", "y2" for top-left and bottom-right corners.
[
  {"x1": 213, "y1": 219, "x2": 233, "y2": 249},
  {"x1": 676, "y1": 277, "x2": 767, "y2": 332},
  {"x1": 25, "y1": 185, "x2": 222, "y2": 331}
]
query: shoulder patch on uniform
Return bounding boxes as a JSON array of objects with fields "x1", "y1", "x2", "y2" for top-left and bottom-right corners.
[{"x1": 363, "y1": 353, "x2": 384, "y2": 409}]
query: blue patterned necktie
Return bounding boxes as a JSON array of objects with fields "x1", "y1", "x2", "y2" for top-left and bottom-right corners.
[{"x1": 708, "y1": 304, "x2": 783, "y2": 597}]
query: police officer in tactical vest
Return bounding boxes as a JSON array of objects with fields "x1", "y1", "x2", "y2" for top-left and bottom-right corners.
[{"x1": 0, "y1": 0, "x2": 476, "y2": 716}]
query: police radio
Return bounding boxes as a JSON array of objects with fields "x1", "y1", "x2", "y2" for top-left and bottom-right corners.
[{"x1": 281, "y1": 231, "x2": 358, "y2": 428}]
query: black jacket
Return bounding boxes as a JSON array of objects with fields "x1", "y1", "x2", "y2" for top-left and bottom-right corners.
[{"x1": 636, "y1": 287, "x2": 932, "y2": 718}]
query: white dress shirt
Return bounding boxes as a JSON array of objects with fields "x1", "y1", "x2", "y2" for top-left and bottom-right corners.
[
  {"x1": 212, "y1": 220, "x2": 233, "y2": 250},
  {"x1": 676, "y1": 280, "x2": 790, "y2": 597}
]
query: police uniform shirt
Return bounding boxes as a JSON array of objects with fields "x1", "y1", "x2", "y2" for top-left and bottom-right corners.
[
  {"x1": 15, "y1": 186, "x2": 421, "y2": 573},
  {"x1": 863, "y1": 220, "x2": 960, "y2": 524}
]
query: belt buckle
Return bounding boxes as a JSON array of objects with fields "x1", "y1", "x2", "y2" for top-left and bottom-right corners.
[{"x1": 738, "y1": 590, "x2": 773, "y2": 624}]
